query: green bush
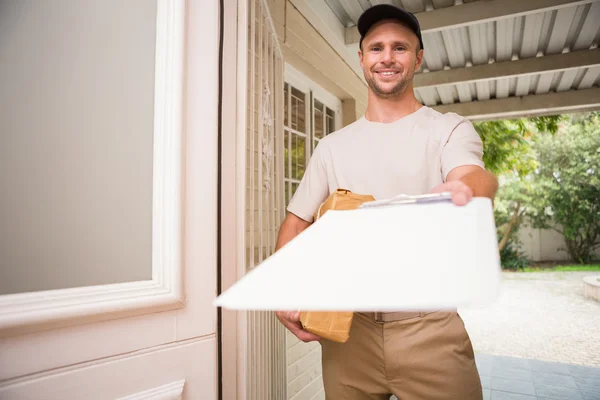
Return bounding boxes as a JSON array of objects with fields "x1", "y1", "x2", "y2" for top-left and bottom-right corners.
[{"x1": 499, "y1": 242, "x2": 530, "y2": 270}]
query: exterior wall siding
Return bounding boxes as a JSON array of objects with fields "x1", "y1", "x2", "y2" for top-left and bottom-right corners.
[
  {"x1": 287, "y1": 332, "x2": 325, "y2": 400},
  {"x1": 268, "y1": 0, "x2": 367, "y2": 118},
  {"x1": 284, "y1": 4, "x2": 367, "y2": 115}
]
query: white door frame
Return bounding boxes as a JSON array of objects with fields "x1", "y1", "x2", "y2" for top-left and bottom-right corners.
[
  {"x1": 220, "y1": 0, "x2": 248, "y2": 398},
  {"x1": 220, "y1": 0, "x2": 288, "y2": 398}
]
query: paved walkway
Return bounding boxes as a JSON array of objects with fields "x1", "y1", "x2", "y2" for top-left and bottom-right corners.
[
  {"x1": 477, "y1": 353, "x2": 600, "y2": 400},
  {"x1": 389, "y1": 271, "x2": 600, "y2": 400},
  {"x1": 390, "y1": 353, "x2": 600, "y2": 399},
  {"x1": 459, "y1": 271, "x2": 600, "y2": 367}
]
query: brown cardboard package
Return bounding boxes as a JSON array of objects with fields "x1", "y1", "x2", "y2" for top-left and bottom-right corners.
[
  {"x1": 299, "y1": 189, "x2": 375, "y2": 343},
  {"x1": 312, "y1": 189, "x2": 375, "y2": 221},
  {"x1": 299, "y1": 311, "x2": 355, "y2": 343}
]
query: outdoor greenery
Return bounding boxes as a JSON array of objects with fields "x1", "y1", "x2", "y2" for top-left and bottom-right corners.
[
  {"x1": 520, "y1": 265, "x2": 600, "y2": 273},
  {"x1": 528, "y1": 114, "x2": 600, "y2": 263},
  {"x1": 474, "y1": 112, "x2": 600, "y2": 269}
]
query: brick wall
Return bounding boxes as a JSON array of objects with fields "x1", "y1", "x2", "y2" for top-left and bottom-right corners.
[{"x1": 286, "y1": 331, "x2": 325, "y2": 400}]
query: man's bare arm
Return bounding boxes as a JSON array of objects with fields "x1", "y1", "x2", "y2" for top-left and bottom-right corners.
[
  {"x1": 275, "y1": 212, "x2": 312, "y2": 251},
  {"x1": 447, "y1": 165, "x2": 498, "y2": 200}
]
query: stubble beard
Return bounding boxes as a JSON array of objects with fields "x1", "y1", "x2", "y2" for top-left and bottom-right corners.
[{"x1": 366, "y1": 70, "x2": 414, "y2": 100}]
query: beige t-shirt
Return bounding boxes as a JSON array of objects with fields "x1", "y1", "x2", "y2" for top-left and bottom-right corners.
[{"x1": 287, "y1": 106, "x2": 485, "y2": 222}]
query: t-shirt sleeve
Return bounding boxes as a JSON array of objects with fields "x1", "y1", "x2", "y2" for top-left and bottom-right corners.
[
  {"x1": 286, "y1": 141, "x2": 330, "y2": 223},
  {"x1": 440, "y1": 117, "x2": 485, "y2": 181}
]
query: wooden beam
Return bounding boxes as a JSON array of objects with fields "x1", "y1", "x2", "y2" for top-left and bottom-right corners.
[
  {"x1": 414, "y1": 49, "x2": 600, "y2": 88},
  {"x1": 345, "y1": 0, "x2": 594, "y2": 44},
  {"x1": 431, "y1": 87, "x2": 600, "y2": 120}
]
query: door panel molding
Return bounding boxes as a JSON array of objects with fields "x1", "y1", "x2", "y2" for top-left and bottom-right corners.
[
  {"x1": 0, "y1": 337, "x2": 216, "y2": 399},
  {"x1": 0, "y1": 0, "x2": 186, "y2": 337},
  {"x1": 118, "y1": 379, "x2": 186, "y2": 400}
]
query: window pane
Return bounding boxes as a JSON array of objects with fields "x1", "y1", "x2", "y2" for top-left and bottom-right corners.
[
  {"x1": 291, "y1": 87, "x2": 306, "y2": 133},
  {"x1": 284, "y1": 83, "x2": 288, "y2": 127},
  {"x1": 326, "y1": 107, "x2": 335, "y2": 135},
  {"x1": 314, "y1": 99, "x2": 324, "y2": 140},
  {"x1": 292, "y1": 134, "x2": 306, "y2": 180},
  {"x1": 284, "y1": 130, "x2": 289, "y2": 178}
]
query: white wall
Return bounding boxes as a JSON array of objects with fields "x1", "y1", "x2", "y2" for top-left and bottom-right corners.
[
  {"x1": 287, "y1": 331, "x2": 325, "y2": 400},
  {"x1": 518, "y1": 226, "x2": 600, "y2": 262},
  {"x1": 0, "y1": 0, "x2": 157, "y2": 294}
]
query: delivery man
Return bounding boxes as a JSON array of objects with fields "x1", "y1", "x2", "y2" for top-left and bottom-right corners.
[{"x1": 275, "y1": 4, "x2": 498, "y2": 400}]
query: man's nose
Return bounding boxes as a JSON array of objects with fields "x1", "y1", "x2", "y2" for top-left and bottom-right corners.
[{"x1": 380, "y1": 48, "x2": 394, "y2": 64}]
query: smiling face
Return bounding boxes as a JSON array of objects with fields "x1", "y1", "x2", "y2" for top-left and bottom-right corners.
[{"x1": 359, "y1": 19, "x2": 423, "y2": 100}]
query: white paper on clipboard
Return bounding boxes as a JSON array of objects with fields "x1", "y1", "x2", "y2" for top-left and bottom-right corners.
[{"x1": 214, "y1": 196, "x2": 501, "y2": 311}]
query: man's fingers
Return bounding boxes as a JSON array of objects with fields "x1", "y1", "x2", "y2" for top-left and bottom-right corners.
[
  {"x1": 295, "y1": 330, "x2": 322, "y2": 343},
  {"x1": 452, "y1": 190, "x2": 469, "y2": 206},
  {"x1": 276, "y1": 310, "x2": 299, "y2": 323},
  {"x1": 275, "y1": 311, "x2": 321, "y2": 343},
  {"x1": 430, "y1": 180, "x2": 473, "y2": 206},
  {"x1": 287, "y1": 320, "x2": 321, "y2": 342},
  {"x1": 449, "y1": 181, "x2": 472, "y2": 206}
]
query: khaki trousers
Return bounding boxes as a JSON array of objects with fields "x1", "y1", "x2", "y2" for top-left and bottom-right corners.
[{"x1": 320, "y1": 311, "x2": 483, "y2": 400}]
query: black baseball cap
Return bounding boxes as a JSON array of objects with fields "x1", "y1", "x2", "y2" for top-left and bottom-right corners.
[{"x1": 357, "y1": 4, "x2": 424, "y2": 51}]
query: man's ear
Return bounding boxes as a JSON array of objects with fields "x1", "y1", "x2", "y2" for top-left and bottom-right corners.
[
  {"x1": 358, "y1": 48, "x2": 364, "y2": 69},
  {"x1": 415, "y1": 48, "x2": 424, "y2": 70}
]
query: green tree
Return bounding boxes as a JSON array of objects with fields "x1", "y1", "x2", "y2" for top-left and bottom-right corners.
[
  {"x1": 474, "y1": 116, "x2": 561, "y2": 265},
  {"x1": 476, "y1": 116, "x2": 561, "y2": 177},
  {"x1": 528, "y1": 113, "x2": 600, "y2": 263}
]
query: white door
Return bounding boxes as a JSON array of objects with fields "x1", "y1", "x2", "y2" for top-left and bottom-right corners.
[{"x1": 0, "y1": 1, "x2": 219, "y2": 398}]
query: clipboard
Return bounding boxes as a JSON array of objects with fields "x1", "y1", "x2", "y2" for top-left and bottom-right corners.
[{"x1": 214, "y1": 195, "x2": 501, "y2": 311}]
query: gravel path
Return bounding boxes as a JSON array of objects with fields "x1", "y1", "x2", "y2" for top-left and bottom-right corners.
[{"x1": 459, "y1": 271, "x2": 600, "y2": 367}]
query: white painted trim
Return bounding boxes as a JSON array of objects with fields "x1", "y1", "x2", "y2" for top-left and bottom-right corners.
[
  {"x1": 285, "y1": 126, "x2": 309, "y2": 137},
  {"x1": 285, "y1": 64, "x2": 342, "y2": 113},
  {"x1": 285, "y1": 64, "x2": 311, "y2": 94},
  {"x1": 220, "y1": 0, "x2": 243, "y2": 399},
  {"x1": 313, "y1": 85, "x2": 343, "y2": 117},
  {"x1": 284, "y1": 63, "x2": 312, "y2": 170},
  {"x1": 235, "y1": 0, "x2": 249, "y2": 398},
  {"x1": 118, "y1": 380, "x2": 186, "y2": 400},
  {"x1": 0, "y1": 337, "x2": 215, "y2": 398},
  {"x1": 0, "y1": 0, "x2": 186, "y2": 337},
  {"x1": 288, "y1": 0, "x2": 363, "y2": 79}
]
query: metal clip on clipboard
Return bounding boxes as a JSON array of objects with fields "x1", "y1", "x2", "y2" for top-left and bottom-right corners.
[{"x1": 359, "y1": 191, "x2": 453, "y2": 209}]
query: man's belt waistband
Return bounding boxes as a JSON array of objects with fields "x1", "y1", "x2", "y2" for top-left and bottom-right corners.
[{"x1": 362, "y1": 311, "x2": 438, "y2": 323}]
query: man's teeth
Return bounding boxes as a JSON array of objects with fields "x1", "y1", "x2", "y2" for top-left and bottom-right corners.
[{"x1": 380, "y1": 72, "x2": 396, "y2": 76}]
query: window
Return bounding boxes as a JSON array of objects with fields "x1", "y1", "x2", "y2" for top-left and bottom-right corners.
[
  {"x1": 312, "y1": 98, "x2": 336, "y2": 151},
  {"x1": 283, "y1": 83, "x2": 308, "y2": 205},
  {"x1": 283, "y1": 68, "x2": 341, "y2": 205}
]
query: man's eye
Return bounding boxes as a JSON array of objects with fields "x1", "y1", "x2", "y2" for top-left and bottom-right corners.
[
  {"x1": 395, "y1": 47, "x2": 405, "y2": 51},
  {"x1": 371, "y1": 47, "x2": 381, "y2": 51}
]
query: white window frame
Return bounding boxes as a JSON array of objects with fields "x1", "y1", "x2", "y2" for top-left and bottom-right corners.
[
  {"x1": 285, "y1": 64, "x2": 342, "y2": 133},
  {"x1": 283, "y1": 64, "x2": 342, "y2": 202},
  {"x1": 283, "y1": 79, "x2": 310, "y2": 205}
]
